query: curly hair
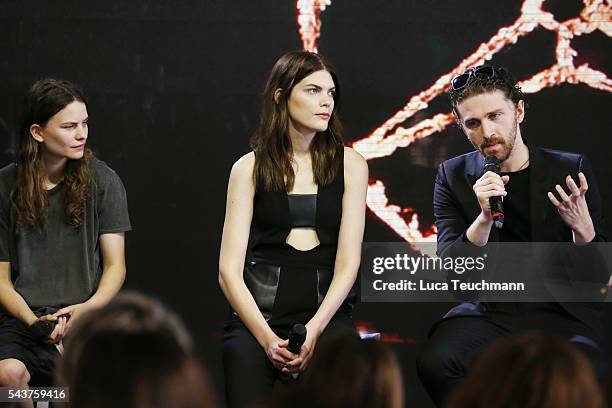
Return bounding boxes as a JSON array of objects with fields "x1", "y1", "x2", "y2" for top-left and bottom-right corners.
[
  {"x1": 12, "y1": 78, "x2": 93, "y2": 230},
  {"x1": 449, "y1": 66, "x2": 526, "y2": 115}
]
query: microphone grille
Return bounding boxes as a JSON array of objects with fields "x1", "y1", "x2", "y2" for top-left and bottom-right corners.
[
  {"x1": 484, "y1": 155, "x2": 500, "y2": 165},
  {"x1": 291, "y1": 324, "x2": 307, "y2": 337}
]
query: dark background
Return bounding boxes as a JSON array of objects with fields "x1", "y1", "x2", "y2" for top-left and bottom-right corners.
[{"x1": 1, "y1": 1, "x2": 610, "y2": 406}]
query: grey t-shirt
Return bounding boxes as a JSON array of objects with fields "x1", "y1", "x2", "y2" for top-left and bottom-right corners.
[{"x1": 0, "y1": 158, "x2": 131, "y2": 310}]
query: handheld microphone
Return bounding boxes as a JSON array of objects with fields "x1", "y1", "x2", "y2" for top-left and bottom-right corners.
[
  {"x1": 484, "y1": 155, "x2": 504, "y2": 229},
  {"x1": 288, "y1": 324, "x2": 307, "y2": 355},
  {"x1": 278, "y1": 324, "x2": 307, "y2": 381}
]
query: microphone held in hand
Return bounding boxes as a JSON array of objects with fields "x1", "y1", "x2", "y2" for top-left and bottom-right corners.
[
  {"x1": 288, "y1": 324, "x2": 307, "y2": 355},
  {"x1": 484, "y1": 155, "x2": 504, "y2": 229},
  {"x1": 278, "y1": 324, "x2": 307, "y2": 381}
]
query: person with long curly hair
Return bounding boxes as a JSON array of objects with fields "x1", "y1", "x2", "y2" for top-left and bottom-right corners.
[
  {"x1": 219, "y1": 51, "x2": 368, "y2": 408},
  {"x1": 0, "y1": 79, "x2": 131, "y2": 389}
]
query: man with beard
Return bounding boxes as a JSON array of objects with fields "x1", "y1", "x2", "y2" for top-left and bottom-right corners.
[{"x1": 416, "y1": 66, "x2": 608, "y2": 406}]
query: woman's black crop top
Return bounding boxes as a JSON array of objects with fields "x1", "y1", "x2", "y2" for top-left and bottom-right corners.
[{"x1": 249, "y1": 149, "x2": 344, "y2": 268}]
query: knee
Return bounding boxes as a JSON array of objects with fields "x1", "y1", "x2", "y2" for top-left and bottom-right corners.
[
  {"x1": 0, "y1": 359, "x2": 30, "y2": 387},
  {"x1": 416, "y1": 344, "x2": 438, "y2": 380},
  {"x1": 417, "y1": 342, "x2": 458, "y2": 381}
]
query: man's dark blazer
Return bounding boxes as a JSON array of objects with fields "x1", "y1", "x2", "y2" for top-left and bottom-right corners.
[{"x1": 433, "y1": 144, "x2": 608, "y2": 340}]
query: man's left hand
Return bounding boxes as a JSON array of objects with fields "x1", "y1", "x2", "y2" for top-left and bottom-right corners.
[{"x1": 547, "y1": 172, "x2": 596, "y2": 243}]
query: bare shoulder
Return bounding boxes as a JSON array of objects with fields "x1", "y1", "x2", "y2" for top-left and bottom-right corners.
[
  {"x1": 343, "y1": 146, "x2": 368, "y2": 176},
  {"x1": 230, "y1": 151, "x2": 256, "y2": 180}
]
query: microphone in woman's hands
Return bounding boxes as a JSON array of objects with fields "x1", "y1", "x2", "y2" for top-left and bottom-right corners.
[{"x1": 288, "y1": 324, "x2": 307, "y2": 354}]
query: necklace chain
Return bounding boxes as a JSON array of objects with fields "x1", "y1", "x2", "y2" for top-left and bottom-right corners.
[{"x1": 516, "y1": 157, "x2": 530, "y2": 171}]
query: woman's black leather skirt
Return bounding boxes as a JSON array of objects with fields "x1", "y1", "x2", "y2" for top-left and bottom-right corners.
[{"x1": 242, "y1": 260, "x2": 355, "y2": 321}]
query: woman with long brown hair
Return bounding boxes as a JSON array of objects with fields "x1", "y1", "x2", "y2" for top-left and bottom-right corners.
[
  {"x1": 0, "y1": 79, "x2": 131, "y2": 389},
  {"x1": 219, "y1": 51, "x2": 368, "y2": 407}
]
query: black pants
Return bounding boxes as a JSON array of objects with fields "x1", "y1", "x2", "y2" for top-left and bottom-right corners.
[
  {"x1": 222, "y1": 314, "x2": 355, "y2": 408},
  {"x1": 416, "y1": 315, "x2": 608, "y2": 407}
]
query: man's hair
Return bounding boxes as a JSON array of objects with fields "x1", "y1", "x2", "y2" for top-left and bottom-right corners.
[{"x1": 449, "y1": 66, "x2": 526, "y2": 114}]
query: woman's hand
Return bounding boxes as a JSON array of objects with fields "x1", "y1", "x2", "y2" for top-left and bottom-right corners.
[
  {"x1": 282, "y1": 323, "x2": 320, "y2": 374},
  {"x1": 53, "y1": 302, "x2": 95, "y2": 335},
  {"x1": 265, "y1": 335, "x2": 298, "y2": 371},
  {"x1": 37, "y1": 315, "x2": 67, "y2": 344}
]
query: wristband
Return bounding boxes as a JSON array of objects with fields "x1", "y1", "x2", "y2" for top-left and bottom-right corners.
[{"x1": 28, "y1": 319, "x2": 55, "y2": 342}]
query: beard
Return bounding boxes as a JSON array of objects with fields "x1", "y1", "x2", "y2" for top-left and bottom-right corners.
[{"x1": 476, "y1": 117, "x2": 518, "y2": 163}]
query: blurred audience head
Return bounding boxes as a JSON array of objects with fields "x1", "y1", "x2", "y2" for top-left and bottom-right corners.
[
  {"x1": 607, "y1": 373, "x2": 612, "y2": 407},
  {"x1": 270, "y1": 331, "x2": 404, "y2": 408},
  {"x1": 447, "y1": 332, "x2": 604, "y2": 408},
  {"x1": 58, "y1": 292, "x2": 215, "y2": 408}
]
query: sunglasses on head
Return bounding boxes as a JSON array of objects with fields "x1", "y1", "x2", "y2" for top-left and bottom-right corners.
[{"x1": 451, "y1": 66, "x2": 496, "y2": 91}]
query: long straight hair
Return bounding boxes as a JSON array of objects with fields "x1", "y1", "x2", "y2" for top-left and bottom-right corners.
[
  {"x1": 250, "y1": 51, "x2": 344, "y2": 192},
  {"x1": 13, "y1": 78, "x2": 93, "y2": 229}
]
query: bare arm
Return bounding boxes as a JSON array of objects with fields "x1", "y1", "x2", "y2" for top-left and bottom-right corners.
[
  {"x1": 218, "y1": 153, "x2": 295, "y2": 368},
  {"x1": 0, "y1": 262, "x2": 68, "y2": 342},
  {"x1": 54, "y1": 233, "x2": 126, "y2": 332},
  {"x1": 87, "y1": 233, "x2": 126, "y2": 306},
  {"x1": 307, "y1": 147, "x2": 368, "y2": 335},
  {"x1": 466, "y1": 212, "x2": 495, "y2": 246},
  {"x1": 0, "y1": 262, "x2": 38, "y2": 326}
]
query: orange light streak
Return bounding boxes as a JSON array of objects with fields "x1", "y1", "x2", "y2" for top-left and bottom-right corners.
[{"x1": 296, "y1": 0, "x2": 331, "y2": 52}]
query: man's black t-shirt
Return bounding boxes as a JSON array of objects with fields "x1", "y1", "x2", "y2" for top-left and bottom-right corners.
[
  {"x1": 500, "y1": 167, "x2": 531, "y2": 242},
  {"x1": 488, "y1": 165, "x2": 597, "y2": 340}
]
